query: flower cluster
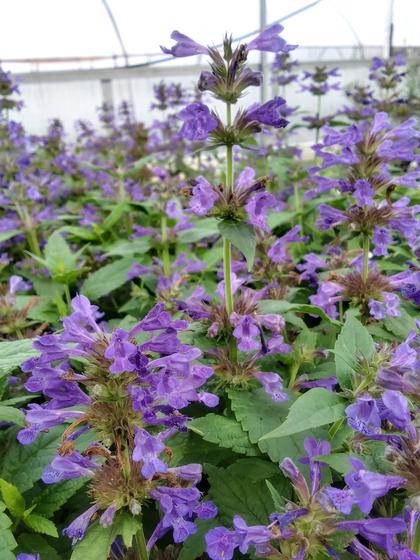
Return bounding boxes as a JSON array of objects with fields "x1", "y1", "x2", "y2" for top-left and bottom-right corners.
[{"x1": 17, "y1": 295, "x2": 218, "y2": 547}]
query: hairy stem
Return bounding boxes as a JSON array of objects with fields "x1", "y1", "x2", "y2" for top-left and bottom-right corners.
[
  {"x1": 161, "y1": 214, "x2": 171, "y2": 277},
  {"x1": 134, "y1": 523, "x2": 149, "y2": 560},
  {"x1": 223, "y1": 102, "x2": 234, "y2": 316},
  {"x1": 362, "y1": 233, "x2": 370, "y2": 284}
]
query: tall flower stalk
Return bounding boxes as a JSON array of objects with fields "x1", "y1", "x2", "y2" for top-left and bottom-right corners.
[{"x1": 162, "y1": 25, "x2": 296, "y2": 336}]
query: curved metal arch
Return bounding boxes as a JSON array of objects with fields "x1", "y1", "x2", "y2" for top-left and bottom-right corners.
[{"x1": 100, "y1": 0, "x2": 129, "y2": 66}]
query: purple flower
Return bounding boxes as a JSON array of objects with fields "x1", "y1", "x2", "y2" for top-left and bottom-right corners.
[
  {"x1": 16, "y1": 555, "x2": 40, "y2": 560},
  {"x1": 247, "y1": 24, "x2": 297, "y2": 53},
  {"x1": 149, "y1": 486, "x2": 212, "y2": 548},
  {"x1": 268, "y1": 225, "x2": 305, "y2": 263},
  {"x1": 188, "y1": 176, "x2": 219, "y2": 216},
  {"x1": 322, "y1": 486, "x2": 354, "y2": 514},
  {"x1": 63, "y1": 504, "x2": 99, "y2": 543},
  {"x1": 368, "y1": 292, "x2": 400, "y2": 320},
  {"x1": 205, "y1": 527, "x2": 239, "y2": 560},
  {"x1": 104, "y1": 329, "x2": 136, "y2": 374},
  {"x1": 297, "y1": 253, "x2": 326, "y2": 284},
  {"x1": 230, "y1": 314, "x2": 260, "y2": 351},
  {"x1": 309, "y1": 281, "x2": 342, "y2": 319},
  {"x1": 8, "y1": 275, "x2": 32, "y2": 295},
  {"x1": 372, "y1": 226, "x2": 392, "y2": 256},
  {"x1": 42, "y1": 451, "x2": 98, "y2": 484},
  {"x1": 338, "y1": 518, "x2": 406, "y2": 558},
  {"x1": 378, "y1": 390, "x2": 412, "y2": 431},
  {"x1": 399, "y1": 271, "x2": 420, "y2": 305},
  {"x1": 132, "y1": 428, "x2": 167, "y2": 478},
  {"x1": 345, "y1": 395, "x2": 382, "y2": 436},
  {"x1": 99, "y1": 504, "x2": 117, "y2": 527},
  {"x1": 279, "y1": 458, "x2": 310, "y2": 502},
  {"x1": 299, "y1": 437, "x2": 331, "y2": 494},
  {"x1": 254, "y1": 371, "x2": 288, "y2": 401},
  {"x1": 316, "y1": 204, "x2": 349, "y2": 230},
  {"x1": 178, "y1": 103, "x2": 218, "y2": 141},
  {"x1": 245, "y1": 191, "x2": 276, "y2": 231},
  {"x1": 353, "y1": 179, "x2": 375, "y2": 207},
  {"x1": 343, "y1": 457, "x2": 405, "y2": 514},
  {"x1": 233, "y1": 516, "x2": 272, "y2": 553},
  {"x1": 244, "y1": 97, "x2": 289, "y2": 129},
  {"x1": 161, "y1": 31, "x2": 208, "y2": 57}
]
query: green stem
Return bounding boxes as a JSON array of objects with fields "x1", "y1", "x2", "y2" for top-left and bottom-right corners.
[
  {"x1": 338, "y1": 299, "x2": 344, "y2": 323},
  {"x1": 20, "y1": 204, "x2": 41, "y2": 256},
  {"x1": 293, "y1": 182, "x2": 302, "y2": 227},
  {"x1": 288, "y1": 361, "x2": 300, "y2": 390},
  {"x1": 413, "y1": 516, "x2": 420, "y2": 554},
  {"x1": 223, "y1": 103, "x2": 234, "y2": 317},
  {"x1": 362, "y1": 234, "x2": 370, "y2": 284},
  {"x1": 118, "y1": 171, "x2": 133, "y2": 235},
  {"x1": 161, "y1": 215, "x2": 171, "y2": 277},
  {"x1": 64, "y1": 284, "x2": 71, "y2": 309},
  {"x1": 134, "y1": 523, "x2": 149, "y2": 560},
  {"x1": 223, "y1": 237, "x2": 234, "y2": 315}
]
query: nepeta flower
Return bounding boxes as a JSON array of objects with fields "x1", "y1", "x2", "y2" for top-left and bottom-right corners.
[
  {"x1": 247, "y1": 24, "x2": 297, "y2": 53},
  {"x1": 188, "y1": 176, "x2": 219, "y2": 215},
  {"x1": 206, "y1": 527, "x2": 238, "y2": 560},
  {"x1": 324, "y1": 457, "x2": 405, "y2": 514},
  {"x1": 160, "y1": 31, "x2": 208, "y2": 57},
  {"x1": 132, "y1": 428, "x2": 168, "y2": 478},
  {"x1": 245, "y1": 191, "x2": 276, "y2": 231},
  {"x1": 244, "y1": 97, "x2": 289, "y2": 129},
  {"x1": 63, "y1": 504, "x2": 99, "y2": 543},
  {"x1": 178, "y1": 103, "x2": 218, "y2": 141},
  {"x1": 338, "y1": 518, "x2": 407, "y2": 558}
]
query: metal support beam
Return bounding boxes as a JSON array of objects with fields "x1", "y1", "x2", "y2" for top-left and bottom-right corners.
[
  {"x1": 384, "y1": 0, "x2": 395, "y2": 59},
  {"x1": 259, "y1": 0, "x2": 268, "y2": 103},
  {"x1": 100, "y1": 78, "x2": 114, "y2": 106}
]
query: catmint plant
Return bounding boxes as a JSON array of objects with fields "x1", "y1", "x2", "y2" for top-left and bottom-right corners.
[
  {"x1": 162, "y1": 24, "x2": 295, "y2": 352},
  {"x1": 17, "y1": 295, "x2": 218, "y2": 556}
]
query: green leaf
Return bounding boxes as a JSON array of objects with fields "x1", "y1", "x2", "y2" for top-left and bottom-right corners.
[
  {"x1": 58, "y1": 226, "x2": 96, "y2": 241},
  {"x1": 334, "y1": 314, "x2": 375, "y2": 389},
  {"x1": 312, "y1": 453, "x2": 354, "y2": 474},
  {"x1": 81, "y1": 257, "x2": 135, "y2": 300},
  {"x1": 384, "y1": 308, "x2": 417, "y2": 340},
  {"x1": 0, "y1": 405, "x2": 25, "y2": 426},
  {"x1": 178, "y1": 218, "x2": 219, "y2": 243},
  {"x1": 71, "y1": 512, "x2": 141, "y2": 560},
  {"x1": 70, "y1": 521, "x2": 115, "y2": 560},
  {"x1": 17, "y1": 533, "x2": 61, "y2": 560},
  {"x1": 218, "y1": 220, "x2": 256, "y2": 271},
  {"x1": 102, "y1": 202, "x2": 129, "y2": 232},
  {"x1": 265, "y1": 480, "x2": 285, "y2": 511},
  {"x1": 0, "y1": 229, "x2": 21, "y2": 244},
  {"x1": 23, "y1": 513, "x2": 58, "y2": 537},
  {"x1": 44, "y1": 230, "x2": 77, "y2": 271},
  {"x1": 260, "y1": 388, "x2": 346, "y2": 440},
  {"x1": 0, "y1": 427, "x2": 62, "y2": 492},
  {"x1": 114, "y1": 511, "x2": 140, "y2": 548},
  {"x1": 188, "y1": 414, "x2": 259, "y2": 456},
  {"x1": 0, "y1": 502, "x2": 17, "y2": 560},
  {"x1": 0, "y1": 339, "x2": 39, "y2": 378},
  {"x1": 228, "y1": 388, "x2": 324, "y2": 463},
  {"x1": 179, "y1": 518, "x2": 220, "y2": 560},
  {"x1": 259, "y1": 299, "x2": 341, "y2": 326},
  {"x1": 206, "y1": 460, "x2": 288, "y2": 525},
  {"x1": 104, "y1": 238, "x2": 151, "y2": 257},
  {"x1": 0, "y1": 478, "x2": 25, "y2": 519},
  {"x1": 34, "y1": 478, "x2": 87, "y2": 518}
]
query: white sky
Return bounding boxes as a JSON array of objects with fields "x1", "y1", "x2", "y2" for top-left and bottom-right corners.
[{"x1": 0, "y1": 0, "x2": 419, "y2": 61}]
